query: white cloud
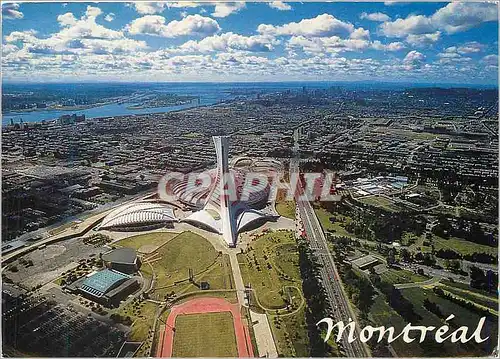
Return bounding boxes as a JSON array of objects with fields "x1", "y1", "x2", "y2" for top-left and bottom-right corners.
[
  {"x1": 2, "y1": 45, "x2": 492, "y2": 83},
  {"x1": 360, "y1": 12, "x2": 390, "y2": 22},
  {"x1": 4, "y1": 30, "x2": 38, "y2": 43},
  {"x1": 482, "y1": 54, "x2": 498, "y2": 65},
  {"x1": 85, "y1": 5, "x2": 102, "y2": 18},
  {"x1": 437, "y1": 51, "x2": 461, "y2": 59},
  {"x1": 167, "y1": 2, "x2": 203, "y2": 8},
  {"x1": 380, "y1": 2, "x2": 497, "y2": 40},
  {"x1": 212, "y1": 2, "x2": 245, "y2": 18},
  {"x1": 57, "y1": 12, "x2": 77, "y2": 27},
  {"x1": 406, "y1": 31, "x2": 440, "y2": 47},
  {"x1": 127, "y1": 14, "x2": 220, "y2": 38},
  {"x1": 133, "y1": 2, "x2": 168, "y2": 15},
  {"x1": 431, "y1": 2, "x2": 497, "y2": 34},
  {"x1": 436, "y1": 48, "x2": 473, "y2": 65},
  {"x1": 403, "y1": 50, "x2": 425, "y2": 69},
  {"x1": 379, "y1": 15, "x2": 434, "y2": 37},
  {"x1": 2, "y1": 43, "x2": 19, "y2": 55},
  {"x1": 5, "y1": 6, "x2": 147, "y2": 55},
  {"x1": 258, "y1": 14, "x2": 355, "y2": 38},
  {"x1": 287, "y1": 35, "x2": 373, "y2": 54},
  {"x1": 179, "y1": 32, "x2": 279, "y2": 53},
  {"x1": 350, "y1": 27, "x2": 370, "y2": 40},
  {"x1": 456, "y1": 41, "x2": 486, "y2": 54},
  {"x1": 104, "y1": 13, "x2": 115, "y2": 22},
  {"x1": 269, "y1": 1, "x2": 292, "y2": 11},
  {"x1": 2, "y1": 3, "x2": 23, "y2": 19},
  {"x1": 288, "y1": 35, "x2": 406, "y2": 54},
  {"x1": 56, "y1": 6, "x2": 123, "y2": 40},
  {"x1": 371, "y1": 40, "x2": 405, "y2": 51},
  {"x1": 2, "y1": 4, "x2": 496, "y2": 83}
]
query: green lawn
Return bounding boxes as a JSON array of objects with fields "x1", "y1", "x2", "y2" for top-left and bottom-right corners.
[
  {"x1": 238, "y1": 230, "x2": 301, "y2": 309},
  {"x1": 115, "y1": 232, "x2": 179, "y2": 252},
  {"x1": 433, "y1": 236, "x2": 497, "y2": 256},
  {"x1": 276, "y1": 201, "x2": 295, "y2": 219},
  {"x1": 313, "y1": 206, "x2": 354, "y2": 237},
  {"x1": 172, "y1": 312, "x2": 237, "y2": 357},
  {"x1": 440, "y1": 284, "x2": 499, "y2": 311},
  {"x1": 238, "y1": 230, "x2": 309, "y2": 356},
  {"x1": 142, "y1": 231, "x2": 219, "y2": 294},
  {"x1": 380, "y1": 268, "x2": 428, "y2": 284},
  {"x1": 441, "y1": 279, "x2": 499, "y2": 300},
  {"x1": 116, "y1": 300, "x2": 158, "y2": 342},
  {"x1": 152, "y1": 254, "x2": 234, "y2": 299},
  {"x1": 357, "y1": 196, "x2": 402, "y2": 213},
  {"x1": 369, "y1": 295, "x2": 424, "y2": 357},
  {"x1": 269, "y1": 306, "x2": 310, "y2": 357},
  {"x1": 401, "y1": 287, "x2": 498, "y2": 356}
]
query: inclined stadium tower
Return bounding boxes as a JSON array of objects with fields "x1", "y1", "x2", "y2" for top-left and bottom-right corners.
[{"x1": 164, "y1": 136, "x2": 277, "y2": 247}]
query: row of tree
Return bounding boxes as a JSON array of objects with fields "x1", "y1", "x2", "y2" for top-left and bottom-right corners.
[{"x1": 296, "y1": 238, "x2": 331, "y2": 357}]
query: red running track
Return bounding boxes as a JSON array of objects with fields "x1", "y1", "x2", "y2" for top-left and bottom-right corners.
[{"x1": 156, "y1": 297, "x2": 254, "y2": 357}]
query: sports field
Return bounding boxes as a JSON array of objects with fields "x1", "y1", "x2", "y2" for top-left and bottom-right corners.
[
  {"x1": 156, "y1": 297, "x2": 254, "y2": 358},
  {"x1": 172, "y1": 312, "x2": 237, "y2": 357}
]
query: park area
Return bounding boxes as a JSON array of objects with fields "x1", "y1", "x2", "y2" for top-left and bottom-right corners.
[
  {"x1": 313, "y1": 205, "x2": 354, "y2": 237},
  {"x1": 275, "y1": 201, "x2": 295, "y2": 219},
  {"x1": 357, "y1": 195, "x2": 403, "y2": 213},
  {"x1": 432, "y1": 235, "x2": 497, "y2": 256},
  {"x1": 141, "y1": 231, "x2": 218, "y2": 283},
  {"x1": 115, "y1": 231, "x2": 179, "y2": 253},
  {"x1": 129, "y1": 231, "x2": 233, "y2": 300},
  {"x1": 172, "y1": 312, "x2": 238, "y2": 357},
  {"x1": 370, "y1": 281, "x2": 498, "y2": 357},
  {"x1": 238, "y1": 229, "x2": 309, "y2": 357},
  {"x1": 380, "y1": 268, "x2": 428, "y2": 284},
  {"x1": 238, "y1": 230, "x2": 302, "y2": 309}
]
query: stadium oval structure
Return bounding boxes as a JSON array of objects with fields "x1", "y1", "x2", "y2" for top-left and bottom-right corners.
[
  {"x1": 99, "y1": 201, "x2": 177, "y2": 231},
  {"x1": 165, "y1": 167, "x2": 270, "y2": 209}
]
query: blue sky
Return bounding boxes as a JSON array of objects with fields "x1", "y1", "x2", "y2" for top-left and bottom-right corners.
[{"x1": 2, "y1": 1, "x2": 498, "y2": 84}]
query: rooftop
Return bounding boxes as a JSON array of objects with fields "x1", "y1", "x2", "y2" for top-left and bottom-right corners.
[
  {"x1": 102, "y1": 247, "x2": 137, "y2": 265},
  {"x1": 80, "y1": 269, "x2": 130, "y2": 298}
]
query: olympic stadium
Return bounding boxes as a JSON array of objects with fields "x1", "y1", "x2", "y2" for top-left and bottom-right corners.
[{"x1": 98, "y1": 136, "x2": 282, "y2": 246}]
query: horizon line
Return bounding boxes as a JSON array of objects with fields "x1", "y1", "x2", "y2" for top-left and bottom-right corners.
[{"x1": 3, "y1": 80, "x2": 498, "y2": 87}]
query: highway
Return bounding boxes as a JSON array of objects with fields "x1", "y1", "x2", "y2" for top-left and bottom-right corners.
[{"x1": 291, "y1": 127, "x2": 369, "y2": 357}]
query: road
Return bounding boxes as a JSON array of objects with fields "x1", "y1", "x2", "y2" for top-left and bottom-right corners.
[{"x1": 291, "y1": 126, "x2": 369, "y2": 357}]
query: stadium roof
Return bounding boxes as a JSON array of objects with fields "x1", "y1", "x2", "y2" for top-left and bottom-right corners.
[
  {"x1": 102, "y1": 248, "x2": 137, "y2": 265},
  {"x1": 79, "y1": 269, "x2": 130, "y2": 298},
  {"x1": 100, "y1": 201, "x2": 176, "y2": 229}
]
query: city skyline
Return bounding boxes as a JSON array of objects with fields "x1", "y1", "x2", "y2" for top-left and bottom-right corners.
[{"x1": 2, "y1": 1, "x2": 499, "y2": 84}]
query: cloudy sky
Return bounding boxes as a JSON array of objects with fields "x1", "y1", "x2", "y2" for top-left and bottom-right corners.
[{"x1": 2, "y1": 1, "x2": 498, "y2": 84}]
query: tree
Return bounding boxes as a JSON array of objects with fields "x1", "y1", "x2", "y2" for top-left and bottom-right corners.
[
  {"x1": 400, "y1": 248, "x2": 412, "y2": 262},
  {"x1": 386, "y1": 248, "x2": 396, "y2": 266}
]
